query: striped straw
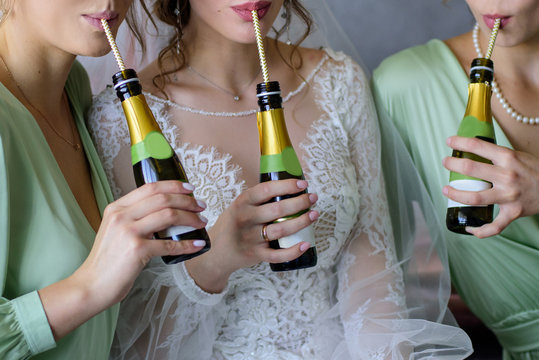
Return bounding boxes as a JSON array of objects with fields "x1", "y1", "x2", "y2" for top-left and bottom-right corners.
[
  {"x1": 251, "y1": 10, "x2": 270, "y2": 83},
  {"x1": 101, "y1": 19, "x2": 126, "y2": 71},
  {"x1": 485, "y1": 18, "x2": 501, "y2": 60}
]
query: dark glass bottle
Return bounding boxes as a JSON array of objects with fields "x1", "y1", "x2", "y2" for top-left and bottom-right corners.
[
  {"x1": 256, "y1": 81, "x2": 317, "y2": 271},
  {"x1": 112, "y1": 69, "x2": 211, "y2": 263},
  {"x1": 446, "y1": 58, "x2": 496, "y2": 234}
]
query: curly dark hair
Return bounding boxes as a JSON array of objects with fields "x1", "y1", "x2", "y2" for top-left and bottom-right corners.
[{"x1": 126, "y1": 0, "x2": 313, "y2": 97}]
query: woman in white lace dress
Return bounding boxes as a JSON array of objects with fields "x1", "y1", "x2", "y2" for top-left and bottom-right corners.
[{"x1": 88, "y1": 0, "x2": 472, "y2": 359}]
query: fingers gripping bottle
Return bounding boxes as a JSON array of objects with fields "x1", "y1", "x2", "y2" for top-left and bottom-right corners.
[
  {"x1": 446, "y1": 58, "x2": 496, "y2": 234},
  {"x1": 113, "y1": 69, "x2": 211, "y2": 263},
  {"x1": 256, "y1": 81, "x2": 318, "y2": 271}
]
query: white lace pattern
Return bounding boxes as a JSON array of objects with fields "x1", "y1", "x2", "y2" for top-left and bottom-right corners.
[{"x1": 88, "y1": 49, "x2": 471, "y2": 360}]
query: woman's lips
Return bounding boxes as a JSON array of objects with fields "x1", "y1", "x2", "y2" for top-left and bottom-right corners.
[
  {"x1": 232, "y1": 1, "x2": 271, "y2": 21},
  {"x1": 83, "y1": 11, "x2": 119, "y2": 31},
  {"x1": 483, "y1": 15, "x2": 511, "y2": 30}
]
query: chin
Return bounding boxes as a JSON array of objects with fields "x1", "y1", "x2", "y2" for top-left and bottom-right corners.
[{"x1": 74, "y1": 39, "x2": 114, "y2": 58}]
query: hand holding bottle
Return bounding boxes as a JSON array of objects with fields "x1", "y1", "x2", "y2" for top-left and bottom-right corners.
[
  {"x1": 443, "y1": 135, "x2": 539, "y2": 238},
  {"x1": 38, "y1": 181, "x2": 207, "y2": 340},
  {"x1": 185, "y1": 179, "x2": 318, "y2": 293}
]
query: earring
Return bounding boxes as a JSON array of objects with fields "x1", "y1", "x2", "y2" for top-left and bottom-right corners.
[
  {"x1": 174, "y1": 0, "x2": 181, "y2": 54},
  {"x1": 280, "y1": 6, "x2": 292, "y2": 45}
]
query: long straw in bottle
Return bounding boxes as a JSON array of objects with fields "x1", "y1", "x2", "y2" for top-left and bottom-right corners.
[
  {"x1": 251, "y1": 10, "x2": 270, "y2": 83},
  {"x1": 485, "y1": 18, "x2": 501, "y2": 60},
  {"x1": 101, "y1": 19, "x2": 126, "y2": 71}
]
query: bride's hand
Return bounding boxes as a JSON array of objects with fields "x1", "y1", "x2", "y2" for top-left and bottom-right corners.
[
  {"x1": 442, "y1": 136, "x2": 539, "y2": 238},
  {"x1": 186, "y1": 179, "x2": 319, "y2": 293}
]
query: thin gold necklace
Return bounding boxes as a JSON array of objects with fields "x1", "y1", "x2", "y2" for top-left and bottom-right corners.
[
  {"x1": 0, "y1": 54, "x2": 81, "y2": 150},
  {"x1": 185, "y1": 64, "x2": 261, "y2": 101}
]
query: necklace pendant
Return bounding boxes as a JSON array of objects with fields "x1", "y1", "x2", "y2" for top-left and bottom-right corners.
[{"x1": 234, "y1": 96, "x2": 240, "y2": 101}]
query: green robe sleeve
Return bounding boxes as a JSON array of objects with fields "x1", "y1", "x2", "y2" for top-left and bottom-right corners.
[{"x1": 0, "y1": 127, "x2": 55, "y2": 359}]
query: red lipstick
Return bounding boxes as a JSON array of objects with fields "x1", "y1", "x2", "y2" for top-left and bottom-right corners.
[{"x1": 232, "y1": 1, "x2": 271, "y2": 22}]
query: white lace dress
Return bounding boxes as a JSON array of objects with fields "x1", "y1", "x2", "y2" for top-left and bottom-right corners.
[{"x1": 88, "y1": 49, "x2": 471, "y2": 360}]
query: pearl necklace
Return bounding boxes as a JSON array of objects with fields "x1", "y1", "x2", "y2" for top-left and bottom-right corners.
[{"x1": 472, "y1": 23, "x2": 539, "y2": 125}]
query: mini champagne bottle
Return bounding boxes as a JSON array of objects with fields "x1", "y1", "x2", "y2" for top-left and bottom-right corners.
[
  {"x1": 256, "y1": 81, "x2": 318, "y2": 271},
  {"x1": 446, "y1": 58, "x2": 496, "y2": 234},
  {"x1": 113, "y1": 69, "x2": 211, "y2": 263}
]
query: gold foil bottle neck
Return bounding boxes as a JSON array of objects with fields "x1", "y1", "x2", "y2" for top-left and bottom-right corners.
[
  {"x1": 465, "y1": 83, "x2": 492, "y2": 123},
  {"x1": 121, "y1": 94, "x2": 162, "y2": 144},
  {"x1": 257, "y1": 108, "x2": 292, "y2": 155}
]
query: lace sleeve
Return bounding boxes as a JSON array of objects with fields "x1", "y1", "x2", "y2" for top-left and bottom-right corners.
[
  {"x1": 312, "y1": 52, "x2": 472, "y2": 359},
  {"x1": 88, "y1": 89, "x2": 230, "y2": 360},
  {"x1": 109, "y1": 259, "x2": 229, "y2": 360}
]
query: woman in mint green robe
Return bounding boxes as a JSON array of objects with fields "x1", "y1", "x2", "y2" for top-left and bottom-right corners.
[
  {"x1": 0, "y1": 61, "x2": 119, "y2": 359},
  {"x1": 372, "y1": 37, "x2": 539, "y2": 359},
  {"x1": 0, "y1": 1, "x2": 207, "y2": 358}
]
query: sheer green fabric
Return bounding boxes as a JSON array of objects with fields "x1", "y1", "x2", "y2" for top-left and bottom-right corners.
[
  {"x1": 372, "y1": 39, "x2": 539, "y2": 359},
  {"x1": 0, "y1": 61, "x2": 118, "y2": 359}
]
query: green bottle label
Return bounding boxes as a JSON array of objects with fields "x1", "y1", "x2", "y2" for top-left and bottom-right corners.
[
  {"x1": 260, "y1": 146, "x2": 303, "y2": 176},
  {"x1": 449, "y1": 115, "x2": 494, "y2": 182},
  {"x1": 456, "y1": 115, "x2": 495, "y2": 139},
  {"x1": 131, "y1": 131, "x2": 173, "y2": 165}
]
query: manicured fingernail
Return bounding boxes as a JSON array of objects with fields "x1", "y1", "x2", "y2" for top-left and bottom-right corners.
[
  {"x1": 193, "y1": 240, "x2": 206, "y2": 247},
  {"x1": 297, "y1": 180, "x2": 308, "y2": 189},
  {"x1": 182, "y1": 183, "x2": 195, "y2": 191},
  {"x1": 309, "y1": 193, "x2": 318, "y2": 204},
  {"x1": 308, "y1": 210, "x2": 319, "y2": 221},
  {"x1": 198, "y1": 214, "x2": 208, "y2": 223},
  {"x1": 300, "y1": 242, "x2": 310, "y2": 252},
  {"x1": 442, "y1": 186, "x2": 449, "y2": 196},
  {"x1": 196, "y1": 200, "x2": 207, "y2": 209}
]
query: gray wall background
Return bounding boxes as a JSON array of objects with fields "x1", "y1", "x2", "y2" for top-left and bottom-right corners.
[{"x1": 331, "y1": 0, "x2": 475, "y2": 71}]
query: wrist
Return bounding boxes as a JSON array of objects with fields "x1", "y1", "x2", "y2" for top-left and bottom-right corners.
[
  {"x1": 38, "y1": 273, "x2": 100, "y2": 340},
  {"x1": 185, "y1": 252, "x2": 232, "y2": 294}
]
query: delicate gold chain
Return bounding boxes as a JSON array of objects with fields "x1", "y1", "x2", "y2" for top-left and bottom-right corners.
[
  {"x1": 0, "y1": 54, "x2": 81, "y2": 150},
  {"x1": 185, "y1": 65, "x2": 260, "y2": 101}
]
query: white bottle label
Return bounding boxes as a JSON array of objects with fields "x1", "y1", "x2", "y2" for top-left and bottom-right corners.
[
  {"x1": 447, "y1": 179, "x2": 491, "y2": 208},
  {"x1": 278, "y1": 224, "x2": 315, "y2": 249},
  {"x1": 157, "y1": 225, "x2": 197, "y2": 239}
]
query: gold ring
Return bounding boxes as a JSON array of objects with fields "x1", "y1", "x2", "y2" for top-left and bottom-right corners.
[{"x1": 261, "y1": 224, "x2": 270, "y2": 242}]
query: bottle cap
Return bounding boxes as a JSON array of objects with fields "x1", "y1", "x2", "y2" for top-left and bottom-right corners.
[
  {"x1": 470, "y1": 58, "x2": 494, "y2": 83},
  {"x1": 256, "y1": 81, "x2": 282, "y2": 111},
  {"x1": 112, "y1": 69, "x2": 142, "y2": 101}
]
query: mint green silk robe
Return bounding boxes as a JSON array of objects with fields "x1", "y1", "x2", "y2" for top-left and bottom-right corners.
[{"x1": 0, "y1": 61, "x2": 118, "y2": 359}]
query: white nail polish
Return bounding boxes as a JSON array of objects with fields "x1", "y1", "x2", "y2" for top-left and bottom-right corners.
[
  {"x1": 193, "y1": 240, "x2": 206, "y2": 247},
  {"x1": 198, "y1": 214, "x2": 208, "y2": 223},
  {"x1": 182, "y1": 183, "x2": 195, "y2": 191},
  {"x1": 196, "y1": 200, "x2": 207, "y2": 209}
]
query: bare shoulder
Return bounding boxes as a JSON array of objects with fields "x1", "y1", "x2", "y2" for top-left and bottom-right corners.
[
  {"x1": 270, "y1": 42, "x2": 326, "y2": 77},
  {"x1": 444, "y1": 31, "x2": 475, "y2": 72},
  {"x1": 137, "y1": 59, "x2": 163, "y2": 95},
  {"x1": 296, "y1": 46, "x2": 326, "y2": 74}
]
